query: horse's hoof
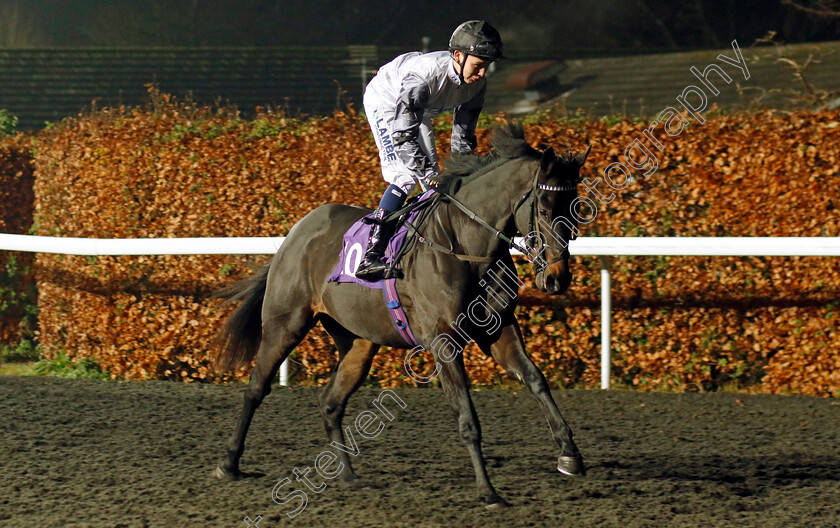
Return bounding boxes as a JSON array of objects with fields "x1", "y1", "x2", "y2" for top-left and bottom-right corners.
[
  {"x1": 557, "y1": 455, "x2": 586, "y2": 476},
  {"x1": 483, "y1": 495, "x2": 510, "y2": 509},
  {"x1": 213, "y1": 465, "x2": 242, "y2": 480},
  {"x1": 338, "y1": 477, "x2": 367, "y2": 489}
]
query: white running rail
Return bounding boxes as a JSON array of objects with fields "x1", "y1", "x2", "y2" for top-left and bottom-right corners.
[{"x1": 3, "y1": 233, "x2": 840, "y2": 389}]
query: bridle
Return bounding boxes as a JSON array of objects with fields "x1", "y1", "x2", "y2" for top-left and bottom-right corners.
[
  {"x1": 511, "y1": 165, "x2": 580, "y2": 275},
  {"x1": 435, "y1": 163, "x2": 579, "y2": 275}
]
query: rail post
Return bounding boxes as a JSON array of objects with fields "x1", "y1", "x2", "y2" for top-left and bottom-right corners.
[
  {"x1": 599, "y1": 255, "x2": 611, "y2": 389},
  {"x1": 279, "y1": 359, "x2": 289, "y2": 386}
]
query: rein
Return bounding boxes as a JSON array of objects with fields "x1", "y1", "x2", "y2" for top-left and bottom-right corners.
[
  {"x1": 410, "y1": 163, "x2": 577, "y2": 272},
  {"x1": 402, "y1": 195, "x2": 494, "y2": 263},
  {"x1": 438, "y1": 191, "x2": 531, "y2": 262}
]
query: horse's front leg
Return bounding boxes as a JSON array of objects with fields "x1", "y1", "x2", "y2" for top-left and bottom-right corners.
[
  {"x1": 435, "y1": 352, "x2": 508, "y2": 508},
  {"x1": 478, "y1": 322, "x2": 585, "y2": 476}
]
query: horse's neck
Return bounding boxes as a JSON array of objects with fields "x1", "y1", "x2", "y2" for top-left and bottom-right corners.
[{"x1": 438, "y1": 158, "x2": 534, "y2": 258}]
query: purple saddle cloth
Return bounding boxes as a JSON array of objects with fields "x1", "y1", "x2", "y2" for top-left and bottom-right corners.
[{"x1": 327, "y1": 190, "x2": 435, "y2": 289}]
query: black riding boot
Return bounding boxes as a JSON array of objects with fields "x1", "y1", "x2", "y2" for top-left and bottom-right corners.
[{"x1": 355, "y1": 208, "x2": 400, "y2": 281}]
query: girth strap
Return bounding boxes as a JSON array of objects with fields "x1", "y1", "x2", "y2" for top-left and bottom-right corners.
[{"x1": 382, "y1": 278, "x2": 419, "y2": 346}]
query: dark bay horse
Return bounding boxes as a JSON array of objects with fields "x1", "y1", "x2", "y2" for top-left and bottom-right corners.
[{"x1": 212, "y1": 123, "x2": 591, "y2": 507}]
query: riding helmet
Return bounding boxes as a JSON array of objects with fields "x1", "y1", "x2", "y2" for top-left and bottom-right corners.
[{"x1": 448, "y1": 20, "x2": 505, "y2": 61}]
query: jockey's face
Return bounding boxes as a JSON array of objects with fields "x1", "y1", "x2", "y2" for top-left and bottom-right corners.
[{"x1": 452, "y1": 51, "x2": 492, "y2": 83}]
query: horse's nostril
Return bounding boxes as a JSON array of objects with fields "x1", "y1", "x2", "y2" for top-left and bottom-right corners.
[{"x1": 545, "y1": 275, "x2": 556, "y2": 291}]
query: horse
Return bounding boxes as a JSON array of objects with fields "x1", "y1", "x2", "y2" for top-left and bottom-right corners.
[{"x1": 211, "y1": 122, "x2": 591, "y2": 508}]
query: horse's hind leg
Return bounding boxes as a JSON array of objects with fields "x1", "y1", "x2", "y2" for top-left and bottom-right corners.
[
  {"x1": 214, "y1": 307, "x2": 315, "y2": 480},
  {"x1": 318, "y1": 317, "x2": 378, "y2": 487},
  {"x1": 436, "y1": 353, "x2": 507, "y2": 508},
  {"x1": 478, "y1": 322, "x2": 585, "y2": 476}
]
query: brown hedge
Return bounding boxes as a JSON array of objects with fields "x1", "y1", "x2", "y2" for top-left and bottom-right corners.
[
  {"x1": 0, "y1": 136, "x2": 36, "y2": 345},
  {"x1": 31, "y1": 102, "x2": 840, "y2": 396}
]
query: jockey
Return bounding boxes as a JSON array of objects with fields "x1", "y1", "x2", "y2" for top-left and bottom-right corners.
[{"x1": 355, "y1": 20, "x2": 504, "y2": 281}]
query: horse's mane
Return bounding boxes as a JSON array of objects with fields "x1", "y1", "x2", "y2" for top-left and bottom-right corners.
[
  {"x1": 432, "y1": 121, "x2": 579, "y2": 195},
  {"x1": 431, "y1": 122, "x2": 538, "y2": 194}
]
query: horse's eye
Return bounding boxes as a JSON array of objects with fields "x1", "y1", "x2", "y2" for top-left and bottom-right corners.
[{"x1": 539, "y1": 209, "x2": 550, "y2": 218}]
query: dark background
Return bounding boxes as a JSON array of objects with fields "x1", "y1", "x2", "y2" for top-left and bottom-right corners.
[
  {"x1": 2, "y1": 0, "x2": 840, "y2": 129},
  {"x1": 2, "y1": 0, "x2": 839, "y2": 54}
]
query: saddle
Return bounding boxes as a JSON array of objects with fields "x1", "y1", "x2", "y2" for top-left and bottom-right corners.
[
  {"x1": 325, "y1": 190, "x2": 442, "y2": 347},
  {"x1": 327, "y1": 190, "x2": 441, "y2": 288},
  {"x1": 359, "y1": 190, "x2": 442, "y2": 279}
]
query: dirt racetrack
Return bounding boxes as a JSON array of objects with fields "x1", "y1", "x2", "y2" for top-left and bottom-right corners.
[{"x1": 1, "y1": 376, "x2": 838, "y2": 528}]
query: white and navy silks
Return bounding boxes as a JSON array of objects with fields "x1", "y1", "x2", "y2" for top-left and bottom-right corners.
[{"x1": 363, "y1": 50, "x2": 486, "y2": 208}]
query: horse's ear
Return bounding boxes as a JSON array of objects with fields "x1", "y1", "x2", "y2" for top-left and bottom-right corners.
[
  {"x1": 540, "y1": 147, "x2": 555, "y2": 175},
  {"x1": 575, "y1": 144, "x2": 592, "y2": 167}
]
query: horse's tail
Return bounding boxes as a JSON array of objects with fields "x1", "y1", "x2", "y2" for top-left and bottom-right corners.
[{"x1": 211, "y1": 264, "x2": 270, "y2": 373}]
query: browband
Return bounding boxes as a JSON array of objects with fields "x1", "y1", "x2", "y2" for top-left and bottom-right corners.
[{"x1": 537, "y1": 183, "x2": 577, "y2": 192}]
